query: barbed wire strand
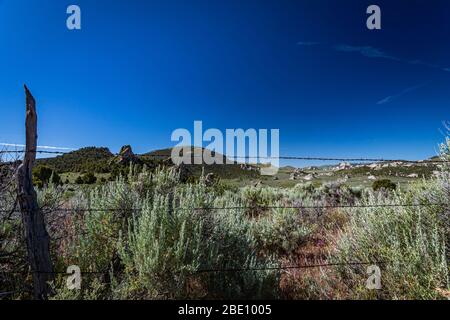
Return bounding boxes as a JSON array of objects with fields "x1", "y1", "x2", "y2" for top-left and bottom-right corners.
[{"x1": 0, "y1": 149, "x2": 448, "y2": 164}]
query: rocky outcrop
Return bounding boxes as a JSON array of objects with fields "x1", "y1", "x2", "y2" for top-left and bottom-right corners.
[
  {"x1": 240, "y1": 163, "x2": 260, "y2": 173},
  {"x1": 333, "y1": 162, "x2": 352, "y2": 171},
  {"x1": 116, "y1": 145, "x2": 139, "y2": 165},
  {"x1": 289, "y1": 168, "x2": 308, "y2": 180}
]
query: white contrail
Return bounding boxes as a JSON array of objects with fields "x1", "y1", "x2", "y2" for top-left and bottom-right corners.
[
  {"x1": 0, "y1": 143, "x2": 75, "y2": 150},
  {"x1": 376, "y1": 83, "x2": 428, "y2": 105}
]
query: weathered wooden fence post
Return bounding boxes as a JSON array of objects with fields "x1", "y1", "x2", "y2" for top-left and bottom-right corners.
[{"x1": 17, "y1": 85, "x2": 54, "y2": 299}]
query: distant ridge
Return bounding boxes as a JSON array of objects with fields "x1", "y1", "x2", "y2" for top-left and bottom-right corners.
[{"x1": 36, "y1": 145, "x2": 260, "y2": 179}]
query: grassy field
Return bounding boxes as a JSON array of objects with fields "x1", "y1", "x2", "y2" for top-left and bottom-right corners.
[
  {"x1": 60, "y1": 172, "x2": 111, "y2": 184},
  {"x1": 222, "y1": 166, "x2": 423, "y2": 190}
]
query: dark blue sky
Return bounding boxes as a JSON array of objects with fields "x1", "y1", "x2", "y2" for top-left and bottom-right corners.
[{"x1": 0, "y1": 0, "x2": 449, "y2": 164}]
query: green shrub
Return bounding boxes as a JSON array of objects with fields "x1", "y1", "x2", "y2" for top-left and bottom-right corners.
[
  {"x1": 241, "y1": 185, "x2": 283, "y2": 216},
  {"x1": 332, "y1": 179, "x2": 449, "y2": 299},
  {"x1": 73, "y1": 172, "x2": 97, "y2": 185},
  {"x1": 53, "y1": 167, "x2": 279, "y2": 299},
  {"x1": 115, "y1": 174, "x2": 279, "y2": 299},
  {"x1": 82, "y1": 172, "x2": 97, "y2": 184},
  {"x1": 33, "y1": 165, "x2": 61, "y2": 187},
  {"x1": 372, "y1": 179, "x2": 397, "y2": 192},
  {"x1": 37, "y1": 180, "x2": 64, "y2": 211},
  {"x1": 67, "y1": 176, "x2": 141, "y2": 273},
  {"x1": 118, "y1": 196, "x2": 204, "y2": 298},
  {"x1": 75, "y1": 175, "x2": 84, "y2": 184},
  {"x1": 251, "y1": 205, "x2": 314, "y2": 254},
  {"x1": 0, "y1": 164, "x2": 28, "y2": 298}
]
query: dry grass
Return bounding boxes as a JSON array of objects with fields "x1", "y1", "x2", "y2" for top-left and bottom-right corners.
[{"x1": 279, "y1": 209, "x2": 351, "y2": 299}]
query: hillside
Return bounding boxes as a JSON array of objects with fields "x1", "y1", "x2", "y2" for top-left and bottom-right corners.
[
  {"x1": 143, "y1": 147, "x2": 260, "y2": 179},
  {"x1": 36, "y1": 147, "x2": 114, "y2": 173},
  {"x1": 36, "y1": 146, "x2": 260, "y2": 180}
]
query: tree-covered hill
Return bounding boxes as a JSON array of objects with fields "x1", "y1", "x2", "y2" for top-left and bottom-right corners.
[
  {"x1": 36, "y1": 147, "x2": 114, "y2": 173},
  {"x1": 142, "y1": 147, "x2": 260, "y2": 179},
  {"x1": 35, "y1": 146, "x2": 260, "y2": 180}
]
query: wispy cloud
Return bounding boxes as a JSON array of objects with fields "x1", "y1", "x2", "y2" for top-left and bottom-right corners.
[
  {"x1": 297, "y1": 42, "x2": 447, "y2": 104},
  {"x1": 334, "y1": 45, "x2": 400, "y2": 61},
  {"x1": 333, "y1": 44, "x2": 449, "y2": 72},
  {"x1": 0, "y1": 143, "x2": 75, "y2": 150},
  {"x1": 376, "y1": 83, "x2": 427, "y2": 105},
  {"x1": 298, "y1": 42, "x2": 450, "y2": 73}
]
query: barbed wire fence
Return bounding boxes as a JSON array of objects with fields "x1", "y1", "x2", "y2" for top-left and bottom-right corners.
[
  {"x1": 1, "y1": 149, "x2": 450, "y2": 163},
  {"x1": 1, "y1": 148, "x2": 449, "y2": 298},
  {"x1": 2, "y1": 87, "x2": 447, "y2": 299}
]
